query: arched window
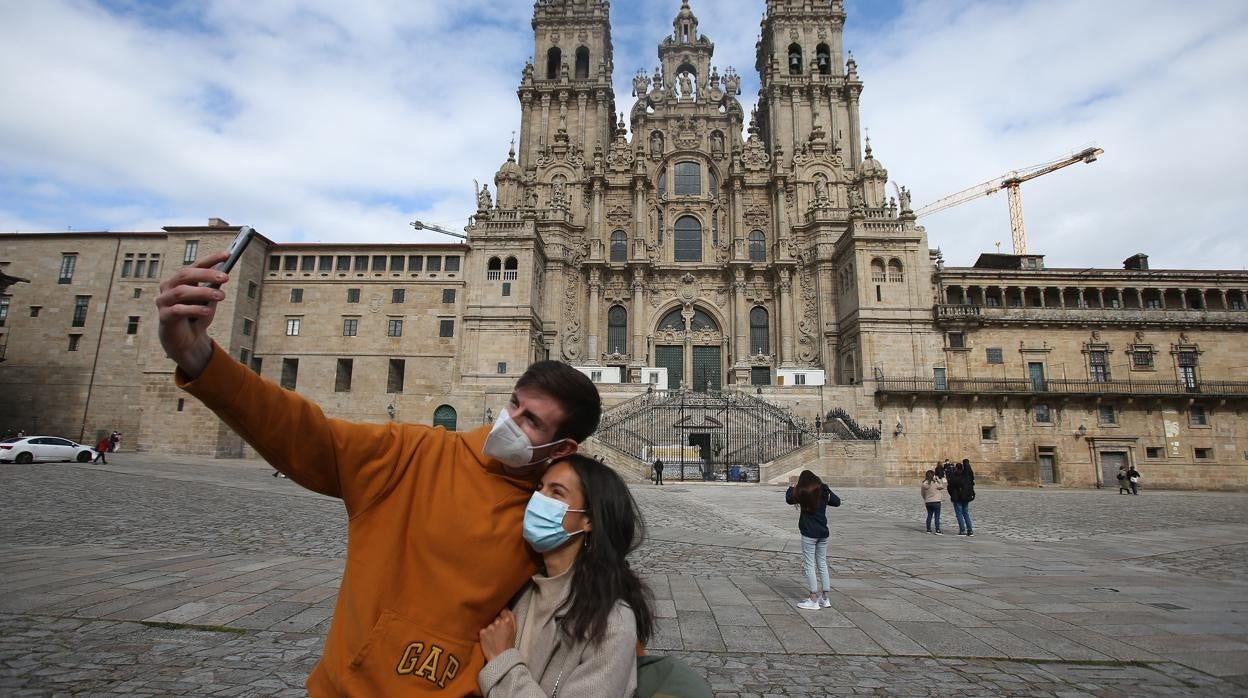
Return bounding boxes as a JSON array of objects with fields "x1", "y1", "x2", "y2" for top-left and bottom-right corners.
[
  {"x1": 433, "y1": 405, "x2": 458, "y2": 431},
  {"x1": 887, "y1": 259, "x2": 904, "y2": 283},
  {"x1": 657, "y1": 168, "x2": 667, "y2": 194},
  {"x1": 607, "y1": 305, "x2": 628, "y2": 354},
  {"x1": 842, "y1": 352, "x2": 857, "y2": 385},
  {"x1": 546, "y1": 47, "x2": 561, "y2": 80},
  {"x1": 504, "y1": 256, "x2": 518, "y2": 280},
  {"x1": 870, "y1": 258, "x2": 886, "y2": 282},
  {"x1": 674, "y1": 161, "x2": 700, "y2": 195},
  {"x1": 609, "y1": 231, "x2": 627, "y2": 262},
  {"x1": 748, "y1": 230, "x2": 766, "y2": 262},
  {"x1": 788, "y1": 43, "x2": 803, "y2": 75},
  {"x1": 658, "y1": 307, "x2": 719, "y2": 332},
  {"x1": 709, "y1": 170, "x2": 718, "y2": 198},
  {"x1": 487, "y1": 257, "x2": 502, "y2": 280},
  {"x1": 673, "y1": 216, "x2": 702, "y2": 262},
  {"x1": 816, "y1": 43, "x2": 831, "y2": 75},
  {"x1": 575, "y1": 47, "x2": 590, "y2": 79},
  {"x1": 749, "y1": 306, "x2": 769, "y2": 355}
]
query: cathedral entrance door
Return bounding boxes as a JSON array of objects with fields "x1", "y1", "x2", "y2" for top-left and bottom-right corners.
[
  {"x1": 692, "y1": 346, "x2": 722, "y2": 392},
  {"x1": 656, "y1": 345, "x2": 683, "y2": 390}
]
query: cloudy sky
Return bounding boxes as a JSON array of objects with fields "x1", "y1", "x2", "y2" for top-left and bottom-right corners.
[{"x1": 1, "y1": 0, "x2": 1245, "y2": 269}]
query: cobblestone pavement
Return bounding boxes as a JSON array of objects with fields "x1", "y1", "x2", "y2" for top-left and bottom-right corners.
[{"x1": 3, "y1": 456, "x2": 1247, "y2": 696}]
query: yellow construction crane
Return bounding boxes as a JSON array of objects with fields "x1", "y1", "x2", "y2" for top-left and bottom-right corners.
[{"x1": 914, "y1": 146, "x2": 1104, "y2": 254}]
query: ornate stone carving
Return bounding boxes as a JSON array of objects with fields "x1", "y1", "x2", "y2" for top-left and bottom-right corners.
[
  {"x1": 561, "y1": 271, "x2": 582, "y2": 361},
  {"x1": 743, "y1": 203, "x2": 769, "y2": 228},
  {"x1": 606, "y1": 204, "x2": 631, "y2": 226},
  {"x1": 797, "y1": 271, "x2": 820, "y2": 365}
]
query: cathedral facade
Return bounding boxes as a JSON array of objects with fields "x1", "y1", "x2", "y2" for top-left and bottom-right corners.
[
  {"x1": 2, "y1": 1, "x2": 1246, "y2": 490},
  {"x1": 471, "y1": 0, "x2": 921, "y2": 393}
]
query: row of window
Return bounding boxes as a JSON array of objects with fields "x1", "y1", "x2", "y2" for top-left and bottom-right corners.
[
  {"x1": 283, "y1": 317, "x2": 455, "y2": 339},
  {"x1": 979, "y1": 403, "x2": 1211, "y2": 438},
  {"x1": 607, "y1": 229, "x2": 769, "y2": 263},
  {"x1": 120, "y1": 253, "x2": 162, "y2": 279},
  {"x1": 950, "y1": 336, "x2": 1201, "y2": 384},
  {"x1": 285, "y1": 288, "x2": 457, "y2": 305},
  {"x1": 269, "y1": 254, "x2": 460, "y2": 275}
]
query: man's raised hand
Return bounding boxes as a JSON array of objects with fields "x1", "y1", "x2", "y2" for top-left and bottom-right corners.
[{"x1": 155, "y1": 251, "x2": 230, "y2": 379}]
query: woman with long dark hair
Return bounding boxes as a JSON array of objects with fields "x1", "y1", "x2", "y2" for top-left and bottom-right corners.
[
  {"x1": 478, "y1": 454, "x2": 654, "y2": 696},
  {"x1": 785, "y1": 469, "x2": 841, "y2": 610}
]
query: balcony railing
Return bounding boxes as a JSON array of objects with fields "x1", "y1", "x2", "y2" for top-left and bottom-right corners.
[
  {"x1": 874, "y1": 376, "x2": 1248, "y2": 398},
  {"x1": 935, "y1": 303, "x2": 1248, "y2": 326}
]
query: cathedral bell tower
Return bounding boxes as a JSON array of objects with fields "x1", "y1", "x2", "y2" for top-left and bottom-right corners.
[
  {"x1": 517, "y1": 0, "x2": 617, "y2": 170},
  {"x1": 755, "y1": 0, "x2": 863, "y2": 170}
]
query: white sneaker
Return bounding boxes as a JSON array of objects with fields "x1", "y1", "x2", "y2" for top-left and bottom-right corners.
[
  {"x1": 796, "y1": 599, "x2": 821, "y2": 610},
  {"x1": 819, "y1": 597, "x2": 832, "y2": 608}
]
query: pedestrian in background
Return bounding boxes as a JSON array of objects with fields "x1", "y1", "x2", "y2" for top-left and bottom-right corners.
[
  {"x1": 1116, "y1": 464, "x2": 1130, "y2": 495},
  {"x1": 947, "y1": 459, "x2": 975, "y2": 536},
  {"x1": 934, "y1": 460, "x2": 947, "y2": 482},
  {"x1": 1127, "y1": 465, "x2": 1141, "y2": 495},
  {"x1": 921, "y1": 470, "x2": 944, "y2": 534},
  {"x1": 93, "y1": 436, "x2": 110, "y2": 464},
  {"x1": 652, "y1": 457, "x2": 664, "y2": 486},
  {"x1": 785, "y1": 470, "x2": 841, "y2": 610}
]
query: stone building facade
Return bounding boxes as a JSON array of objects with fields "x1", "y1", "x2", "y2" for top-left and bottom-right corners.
[{"x1": 1, "y1": 0, "x2": 1245, "y2": 489}]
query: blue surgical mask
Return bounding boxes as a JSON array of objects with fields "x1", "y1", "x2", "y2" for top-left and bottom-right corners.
[{"x1": 523, "y1": 490, "x2": 586, "y2": 553}]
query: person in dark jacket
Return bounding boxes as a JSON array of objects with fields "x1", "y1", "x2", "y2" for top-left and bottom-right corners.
[
  {"x1": 946, "y1": 459, "x2": 975, "y2": 536},
  {"x1": 652, "y1": 457, "x2": 664, "y2": 485},
  {"x1": 1126, "y1": 466, "x2": 1141, "y2": 495},
  {"x1": 785, "y1": 470, "x2": 842, "y2": 609}
]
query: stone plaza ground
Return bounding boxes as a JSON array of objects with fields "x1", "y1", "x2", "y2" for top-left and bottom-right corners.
[{"x1": 1, "y1": 453, "x2": 1246, "y2": 696}]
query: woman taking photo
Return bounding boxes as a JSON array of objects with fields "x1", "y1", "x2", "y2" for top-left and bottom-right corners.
[
  {"x1": 478, "y1": 454, "x2": 654, "y2": 696},
  {"x1": 920, "y1": 470, "x2": 945, "y2": 534},
  {"x1": 785, "y1": 470, "x2": 842, "y2": 610}
]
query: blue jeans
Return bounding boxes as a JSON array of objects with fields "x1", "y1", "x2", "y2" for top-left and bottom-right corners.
[
  {"x1": 925, "y1": 502, "x2": 941, "y2": 532},
  {"x1": 953, "y1": 501, "x2": 972, "y2": 533},
  {"x1": 801, "y1": 536, "x2": 830, "y2": 594}
]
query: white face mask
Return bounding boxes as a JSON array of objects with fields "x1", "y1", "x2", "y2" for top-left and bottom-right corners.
[{"x1": 483, "y1": 408, "x2": 566, "y2": 468}]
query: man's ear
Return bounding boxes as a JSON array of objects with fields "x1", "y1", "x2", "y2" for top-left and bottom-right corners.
[{"x1": 550, "y1": 439, "x2": 578, "y2": 460}]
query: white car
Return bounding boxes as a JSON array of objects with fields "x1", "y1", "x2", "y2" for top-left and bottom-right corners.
[{"x1": 0, "y1": 436, "x2": 97, "y2": 464}]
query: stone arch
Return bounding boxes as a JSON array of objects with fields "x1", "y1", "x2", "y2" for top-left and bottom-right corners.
[
  {"x1": 574, "y1": 46, "x2": 590, "y2": 79},
  {"x1": 749, "y1": 305, "x2": 770, "y2": 355},
  {"x1": 816, "y1": 43, "x2": 832, "y2": 75},
  {"x1": 870, "y1": 257, "x2": 886, "y2": 282},
  {"x1": 653, "y1": 303, "x2": 725, "y2": 336},
  {"x1": 546, "y1": 47, "x2": 561, "y2": 80},
  {"x1": 887, "y1": 258, "x2": 904, "y2": 282},
  {"x1": 433, "y1": 404, "x2": 458, "y2": 431},
  {"x1": 788, "y1": 43, "x2": 803, "y2": 75},
  {"x1": 487, "y1": 256, "x2": 502, "y2": 279}
]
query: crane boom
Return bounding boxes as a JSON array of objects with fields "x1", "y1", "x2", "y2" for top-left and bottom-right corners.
[
  {"x1": 410, "y1": 219, "x2": 468, "y2": 240},
  {"x1": 914, "y1": 146, "x2": 1103, "y2": 254}
]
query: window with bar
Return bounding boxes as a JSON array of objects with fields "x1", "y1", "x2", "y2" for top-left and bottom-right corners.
[{"x1": 1089, "y1": 350, "x2": 1109, "y2": 382}]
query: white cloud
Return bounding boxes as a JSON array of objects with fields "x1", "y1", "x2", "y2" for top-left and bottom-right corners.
[
  {"x1": 856, "y1": 0, "x2": 1248, "y2": 268},
  {"x1": 1, "y1": 0, "x2": 1245, "y2": 270}
]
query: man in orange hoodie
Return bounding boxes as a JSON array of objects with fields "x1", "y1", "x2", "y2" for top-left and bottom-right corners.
[{"x1": 156, "y1": 251, "x2": 602, "y2": 696}]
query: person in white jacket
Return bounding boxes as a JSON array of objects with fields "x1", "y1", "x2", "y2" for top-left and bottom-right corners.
[{"x1": 478, "y1": 454, "x2": 654, "y2": 697}]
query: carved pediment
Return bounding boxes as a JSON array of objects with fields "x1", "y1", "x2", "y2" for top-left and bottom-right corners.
[{"x1": 606, "y1": 204, "x2": 631, "y2": 225}]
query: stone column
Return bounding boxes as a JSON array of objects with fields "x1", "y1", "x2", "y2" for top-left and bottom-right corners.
[
  {"x1": 577, "y1": 92, "x2": 588, "y2": 148},
  {"x1": 631, "y1": 269, "x2": 646, "y2": 364},
  {"x1": 632, "y1": 182, "x2": 647, "y2": 261},
  {"x1": 1218, "y1": 288, "x2": 1228, "y2": 309},
  {"x1": 540, "y1": 94, "x2": 551, "y2": 148},
  {"x1": 586, "y1": 269, "x2": 601, "y2": 365},
  {"x1": 733, "y1": 271, "x2": 748, "y2": 365},
  {"x1": 1039, "y1": 286, "x2": 1047, "y2": 308},
  {"x1": 778, "y1": 268, "x2": 796, "y2": 367},
  {"x1": 847, "y1": 91, "x2": 862, "y2": 168},
  {"x1": 1077, "y1": 287, "x2": 1086, "y2": 308}
]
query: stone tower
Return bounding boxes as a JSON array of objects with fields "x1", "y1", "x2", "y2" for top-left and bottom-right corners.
[{"x1": 467, "y1": 0, "x2": 934, "y2": 393}]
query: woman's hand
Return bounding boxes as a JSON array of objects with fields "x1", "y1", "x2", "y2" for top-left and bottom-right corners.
[{"x1": 479, "y1": 609, "x2": 517, "y2": 661}]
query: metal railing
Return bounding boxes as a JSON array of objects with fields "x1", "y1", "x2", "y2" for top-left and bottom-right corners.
[
  {"x1": 873, "y1": 376, "x2": 1248, "y2": 397},
  {"x1": 595, "y1": 388, "x2": 823, "y2": 483}
]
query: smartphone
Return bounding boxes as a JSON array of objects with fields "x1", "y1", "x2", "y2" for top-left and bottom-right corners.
[{"x1": 208, "y1": 226, "x2": 256, "y2": 288}]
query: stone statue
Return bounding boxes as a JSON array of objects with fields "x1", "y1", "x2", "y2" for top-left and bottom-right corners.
[
  {"x1": 899, "y1": 185, "x2": 912, "y2": 211},
  {"x1": 710, "y1": 131, "x2": 724, "y2": 157},
  {"x1": 632, "y1": 71, "x2": 649, "y2": 98},
  {"x1": 477, "y1": 183, "x2": 492, "y2": 211},
  {"x1": 678, "y1": 72, "x2": 693, "y2": 99},
  {"x1": 848, "y1": 188, "x2": 863, "y2": 209},
  {"x1": 650, "y1": 131, "x2": 664, "y2": 158},
  {"x1": 813, "y1": 174, "x2": 828, "y2": 201}
]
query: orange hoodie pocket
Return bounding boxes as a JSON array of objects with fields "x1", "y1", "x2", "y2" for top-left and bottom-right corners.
[{"x1": 346, "y1": 610, "x2": 482, "y2": 694}]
